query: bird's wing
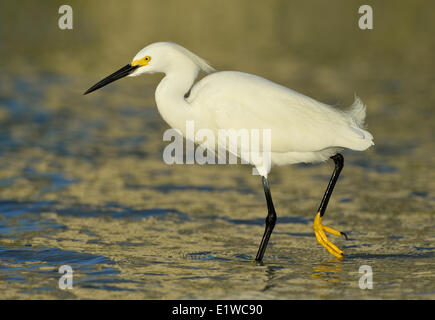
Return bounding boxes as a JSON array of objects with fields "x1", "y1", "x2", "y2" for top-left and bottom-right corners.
[{"x1": 190, "y1": 71, "x2": 370, "y2": 153}]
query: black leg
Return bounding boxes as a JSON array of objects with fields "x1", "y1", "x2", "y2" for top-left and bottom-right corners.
[
  {"x1": 317, "y1": 153, "x2": 347, "y2": 239},
  {"x1": 255, "y1": 176, "x2": 277, "y2": 262},
  {"x1": 318, "y1": 154, "x2": 343, "y2": 217}
]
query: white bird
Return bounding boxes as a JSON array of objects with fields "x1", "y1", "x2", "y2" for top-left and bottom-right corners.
[{"x1": 85, "y1": 42, "x2": 374, "y2": 261}]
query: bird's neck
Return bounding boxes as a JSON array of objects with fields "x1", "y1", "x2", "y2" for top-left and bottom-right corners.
[{"x1": 155, "y1": 69, "x2": 198, "y2": 132}]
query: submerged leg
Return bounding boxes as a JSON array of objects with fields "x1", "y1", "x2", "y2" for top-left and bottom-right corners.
[
  {"x1": 313, "y1": 153, "x2": 348, "y2": 258},
  {"x1": 255, "y1": 176, "x2": 277, "y2": 262}
]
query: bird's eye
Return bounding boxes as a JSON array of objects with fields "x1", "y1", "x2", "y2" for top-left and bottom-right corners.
[{"x1": 144, "y1": 56, "x2": 151, "y2": 61}]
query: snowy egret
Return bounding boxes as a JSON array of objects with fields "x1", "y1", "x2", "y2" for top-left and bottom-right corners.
[{"x1": 84, "y1": 42, "x2": 374, "y2": 261}]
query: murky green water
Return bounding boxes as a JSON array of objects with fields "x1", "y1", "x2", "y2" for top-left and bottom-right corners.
[{"x1": 0, "y1": 1, "x2": 434, "y2": 299}]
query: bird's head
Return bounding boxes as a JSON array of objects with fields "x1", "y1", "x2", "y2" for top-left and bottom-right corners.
[{"x1": 84, "y1": 42, "x2": 214, "y2": 95}]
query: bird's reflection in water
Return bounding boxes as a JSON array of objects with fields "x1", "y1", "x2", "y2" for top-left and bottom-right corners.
[
  {"x1": 260, "y1": 265, "x2": 282, "y2": 292},
  {"x1": 311, "y1": 258, "x2": 343, "y2": 283}
]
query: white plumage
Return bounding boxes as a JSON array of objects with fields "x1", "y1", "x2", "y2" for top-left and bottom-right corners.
[
  {"x1": 127, "y1": 42, "x2": 374, "y2": 176},
  {"x1": 188, "y1": 71, "x2": 373, "y2": 152},
  {"x1": 85, "y1": 42, "x2": 375, "y2": 260}
]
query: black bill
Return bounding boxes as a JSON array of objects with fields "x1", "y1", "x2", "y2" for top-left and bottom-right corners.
[{"x1": 84, "y1": 64, "x2": 139, "y2": 95}]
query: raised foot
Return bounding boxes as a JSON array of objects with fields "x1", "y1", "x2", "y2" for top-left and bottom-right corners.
[{"x1": 313, "y1": 212, "x2": 347, "y2": 258}]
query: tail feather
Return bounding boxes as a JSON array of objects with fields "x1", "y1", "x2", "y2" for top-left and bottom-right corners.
[
  {"x1": 341, "y1": 95, "x2": 374, "y2": 150},
  {"x1": 348, "y1": 95, "x2": 366, "y2": 127}
]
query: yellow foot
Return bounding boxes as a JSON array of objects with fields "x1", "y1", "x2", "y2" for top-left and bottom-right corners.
[{"x1": 313, "y1": 212, "x2": 348, "y2": 258}]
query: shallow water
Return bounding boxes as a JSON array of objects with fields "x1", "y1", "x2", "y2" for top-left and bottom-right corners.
[
  {"x1": 0, "y1": 70, "x2": 433, "y2": 299},
  {"x1": 0, "y1": 1, "x2": 434, "y2": 299}
]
